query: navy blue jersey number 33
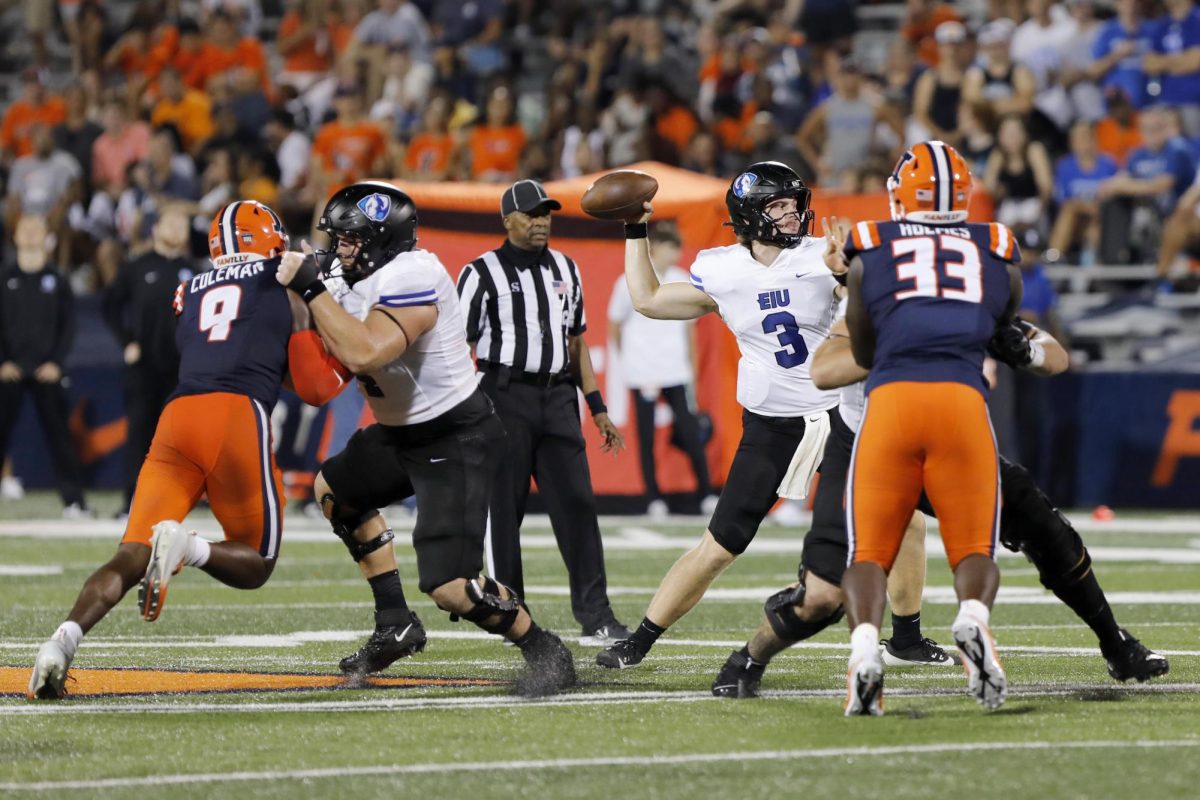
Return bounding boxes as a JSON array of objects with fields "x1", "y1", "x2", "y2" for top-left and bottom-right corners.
[{"x1": 762, "y1": 311, "x2": 808, "y2": 367}]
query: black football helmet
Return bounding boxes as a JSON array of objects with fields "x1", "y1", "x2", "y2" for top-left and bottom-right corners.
[
  {"x1": 316, "y1": 181, "x2": 418, "y2": 284},
  {"x1": 725, "y1": 161, "x2": 814, "y2": 248}
]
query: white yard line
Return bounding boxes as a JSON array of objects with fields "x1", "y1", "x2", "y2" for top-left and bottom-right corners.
[
  {"x1": 2, "y1": 628, "x2": 1197, "y2": 656},
  {"x1": 0, "y1": 564, "x2": 61, "y2": 576},
  {"x1": 1, "y1": 738, "x2": 1199, "y2": 790},
  {"x1": 3, "y1": 685, "x2": 1200, "y2": 719}
]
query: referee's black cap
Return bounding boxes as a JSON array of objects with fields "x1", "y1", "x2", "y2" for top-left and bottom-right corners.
[{"x1": 501, "y1": 179, "x2": 562, "y2": 218}]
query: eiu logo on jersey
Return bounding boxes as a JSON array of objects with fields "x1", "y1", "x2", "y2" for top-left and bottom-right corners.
[
  {"x1": 757, "y1": 289, "x2": 790, "y2": 310},
  {"x1": 733, "y1": 172, "x2": 759, "y2": 198},
  {"x1": 357, "y1": 193, "x2": 391, "y2": 222}
]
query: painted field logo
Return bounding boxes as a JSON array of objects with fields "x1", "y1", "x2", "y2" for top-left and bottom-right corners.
[
  {"x1": 0, "y1": 667, "x2": 501, "y2": 698},
  {"x1": 1152, "y1": 390, "x2": 1200, "y2": 486}
]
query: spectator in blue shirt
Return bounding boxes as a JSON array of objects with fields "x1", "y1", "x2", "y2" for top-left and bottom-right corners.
[
  {"x1": 1018, "y1": 229, "x2": 1063, "y2": 334},
  {"x1": 1048, "y1": 120, "x2": 1119, "y2": 262},
  {"x1": 1090, "y1": 0, "x2": 1155, "y2": 109},
  {"x1": 1097, "y1": 105, "x2": 1197, "y2": 261},
  {"x1": 1144, "y1": 0, "x2": 1200, "y2": 135},
  {"x1": 1155, "y1": 167, "x2": 1200, "y2": 283}
]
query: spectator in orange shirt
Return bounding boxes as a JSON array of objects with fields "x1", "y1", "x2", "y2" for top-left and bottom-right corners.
[
  {"x1": 403, "y1": 94, "x2": 458, "y2": 181},
  {"x1": 238, "y1": 147, "x2": 280, "y2": 209},
  {"x1": 170, "y1": 19, "x2": 206, "y2": 83},
  {"x1": 1, "y1": 70, "x2": 67, "y2": 164},
  {"x1": 902, "y1": 0, "x2": 964, "y2": 67},
  {"x1": 1096, "y1": 86, "x2": 1143, "y2": 165},
  {"x1": 91, "y1": 101, "x2": 152, "y2": 192},
  {"x1": 185, "y1": 10, "x2": 270, "y2": 96},
  {"x1": 468, "y1": 85, "x2": 526, "y2": 183},
  {"x1": 103, "y1": 20, "x2": 178, "y2": 87},
  {"x1": 150, "y1": 68, "x2": 215, "y2": 154},
  {"x1": 311, "y1": 87, "x2": 389, "y2": 200},
  {"x1": 278, "y1": 0, "x2": 355, "y2": 93},
  {"x1": 647, "y1": 84, "x2": 698, "y2": 164}
]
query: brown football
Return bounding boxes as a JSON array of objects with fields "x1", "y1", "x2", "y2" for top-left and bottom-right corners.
[{"x1": 581, "y1": 170, "x2": 659, "y2": 222}]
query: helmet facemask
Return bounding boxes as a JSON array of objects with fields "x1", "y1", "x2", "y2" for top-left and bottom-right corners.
[{"x1": 753, "y1": 190, "x2": 814, "y2": 248}]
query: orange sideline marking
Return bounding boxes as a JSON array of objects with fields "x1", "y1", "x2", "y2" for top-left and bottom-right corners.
[{"x1": 0, "y1": 667, "x2": 500, "y2": 697}]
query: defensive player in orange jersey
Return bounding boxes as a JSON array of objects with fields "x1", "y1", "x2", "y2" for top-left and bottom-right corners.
[
  {"x1": 841, "y1": 141, "x2": 1019, "y2": 715},
  {"x1": 28, "y1": 201, "x2": 350, "y2": 699}
]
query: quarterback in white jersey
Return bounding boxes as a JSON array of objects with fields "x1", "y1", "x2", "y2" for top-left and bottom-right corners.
[
  {"x1": 598, "y1": 161, "x2": 846, "y2": 672},
  {"x1": 278, "y1": 181, "x2": 577, "y2": 698}
]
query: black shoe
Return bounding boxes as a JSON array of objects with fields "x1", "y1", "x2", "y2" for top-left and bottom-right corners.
[
  {"x1": 711, "y1": 649, "x2": 765, "y2": 698},
  {"x1": 339, "y1": 612, "x2": 427, "y2": 677},
  {"x1": 579, "y1": 620, "x2": 632, "y2": 647},
  {"x1": 881, "y1": 637, "x2": 960, "y2": 667},
  {"x1": 596, "y1": 638, "x2": 645, "y2": 669},
  {"x1": 514, "y1": 628, "x2": 577, "y2": 697},
  {"x1": 1102, "y1": 628, "x2": 1170, "y2": 682}
]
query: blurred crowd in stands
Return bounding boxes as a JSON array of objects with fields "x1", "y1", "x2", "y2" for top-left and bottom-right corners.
[{"x1": 4, "y1": 0, "x2": 1200, "y2": 294}]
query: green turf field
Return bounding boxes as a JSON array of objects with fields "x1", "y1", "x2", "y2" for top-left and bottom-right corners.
[{"x1": 1, "y1": 491, "x2": 1198, "y2": 798}]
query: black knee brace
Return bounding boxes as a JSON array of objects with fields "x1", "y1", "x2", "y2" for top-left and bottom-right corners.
[
  {"x1": 998, "y1": 459, "x2": 1091, "y2": 593},
  {"x1": 451, "y1": 577, "x2": 522, "y2": 635},
  {"x1": 763, "y1": 568, "x2": 845, "y2": 642},
  {"x1": 320, "y1": 493, "x2": 389, "y2": 562}
]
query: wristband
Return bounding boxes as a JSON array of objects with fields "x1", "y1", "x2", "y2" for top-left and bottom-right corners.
[
  {"x1": 624, "y1": 222, "x2": 648, "y2": 240},
  {"x1": 287, "y1": 255, "x2": 328, "y2": 303},
  {"x1": 585, "y1": 390, "x2": 607, "y2": 416},
  {"x1": 832, "y1": 270, "x2": 848, "y2": 286},
  {"x1": 297, "y1": 280, "x2": 327, "y2": 303},
  {"x1": 1027, "y1": 339, "x2": 1046, "y2": 369}
]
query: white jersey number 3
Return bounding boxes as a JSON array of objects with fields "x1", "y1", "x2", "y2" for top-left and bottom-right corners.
[
  {"x1": 199, "y1": 285, "x2": 243, "y2": 342},
  {"x1": 891, "y1": 235, "x2": 982, "y2": 303}
]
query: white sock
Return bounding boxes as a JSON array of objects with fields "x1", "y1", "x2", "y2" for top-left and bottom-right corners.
[
  {"x1": 958, "y1": 598, "x2": 990, "y2": 626},
  {"x1": 184, "y1": 534, "x2": 212, "y2": 568},
  {"x1": 850, "y1": 623, "x2": 880, "y2": 661},
  {"x1": 52, "y1": 621, "x2": 83, "y2": 660}
]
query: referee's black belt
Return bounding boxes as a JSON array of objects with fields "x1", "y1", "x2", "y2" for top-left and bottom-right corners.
[{"x1": 477, "y1": 360, "x2": 571, "y2": 388}]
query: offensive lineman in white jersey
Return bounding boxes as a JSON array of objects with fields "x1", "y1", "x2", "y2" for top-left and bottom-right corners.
[
  {"x1": 276, "y1": 181, "x2": 576, "y2": 696},
  {"x1": 598, "y1": 161, "x2": 845, "y2": 670}
]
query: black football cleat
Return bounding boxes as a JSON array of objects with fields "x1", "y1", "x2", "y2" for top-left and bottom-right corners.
[
  {"x1": 596, "y1": 638, "x2": 646, "y2": 669},
  {"x1": 339, "y1": 612, "x2": 427, "y2": 677},
  {"x1": 881, "y1": 637, "x2": 960, "y2": 667},
  {"x1": 1102, "y1": 629, "x2": 1170, "y2": 682},
  {"x1": 711, "y1": 649, "x2": 766, "y2": 698},
  {"x1": 514, "y1": 627, "x2": 577, "y2": 697}
]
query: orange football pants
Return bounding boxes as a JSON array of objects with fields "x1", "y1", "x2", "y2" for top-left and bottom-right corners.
[
  {"x1": 848, "y1": 381, "x2": 999, "y2": 571},
  {"x1": 122, "y1": 393, "x2": 285, "y2": 558}
]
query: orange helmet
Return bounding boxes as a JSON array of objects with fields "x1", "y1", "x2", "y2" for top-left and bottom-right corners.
[
  {"x1": 208, "y1": 201, "x2": 288, "y2": 266},
  {"x1": 887, "y1": 141, "x2": 972, "y2": 224}
]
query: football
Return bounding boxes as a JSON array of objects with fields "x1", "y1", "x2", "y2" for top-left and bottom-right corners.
[{"x1": 581, "y1": 170, "x2": 659, "y2": 222}]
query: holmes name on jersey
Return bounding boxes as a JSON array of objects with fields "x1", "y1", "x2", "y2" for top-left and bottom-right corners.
[{"x1": 895, "y1": 222, "x2": 971, "y2": 239}]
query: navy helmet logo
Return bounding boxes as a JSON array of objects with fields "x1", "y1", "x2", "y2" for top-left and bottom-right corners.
[
  {"x1": 357, "y1": 193, "x2": 392, "y2": 222},
  {"x1": 733, "y1": 172, "x2": 759, "y2": 198}
]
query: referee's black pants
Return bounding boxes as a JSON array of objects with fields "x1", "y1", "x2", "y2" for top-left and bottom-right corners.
[
  {"x1": 480, "y1": 375, "x2": 615, "y2": 630},
  {"x1": 122, "y1": 362, "x2": 178, "y2": 509},
  {"x1": 0, "y1": 377, "x2": 86, "y2": 507}
]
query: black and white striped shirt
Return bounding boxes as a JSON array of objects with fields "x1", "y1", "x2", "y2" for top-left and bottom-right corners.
[{"x1": 456, "y1": 241, "x2": 587, "y2": 375}]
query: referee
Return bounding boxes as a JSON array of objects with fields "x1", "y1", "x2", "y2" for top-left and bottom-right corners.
[{"x1": 457, "y1": 179, "x2": 629, "y2": 646}]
